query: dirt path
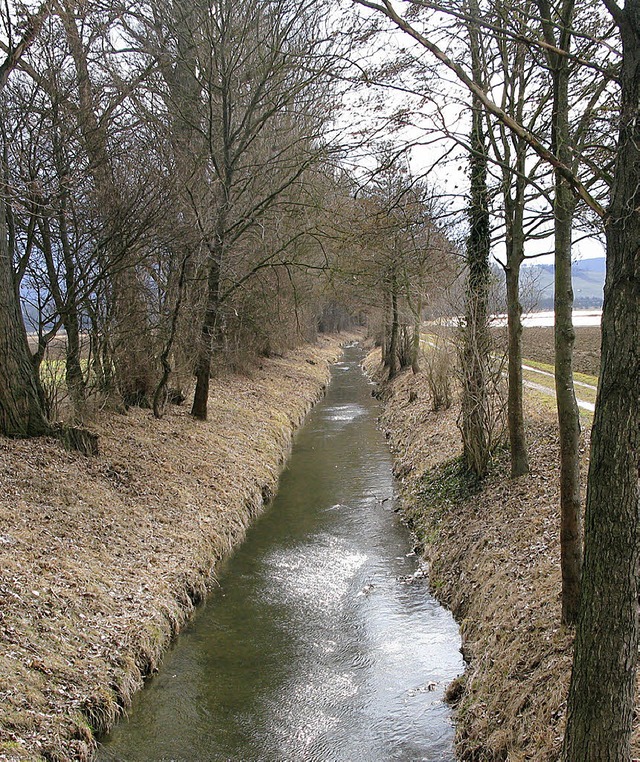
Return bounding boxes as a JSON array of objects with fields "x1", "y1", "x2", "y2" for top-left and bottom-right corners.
[
  {"x1": 521, "y1": 363, "x2": 597, "y2": 392},
  {"x1": 523, "y1": 374, "x2": 595, "y2": 413},
  {"x1": 422, "y1": 333, "x2": 598, "y2": 413},
  {"x1": 0, "y1": 336, "x2": 347, "y2": 762}
]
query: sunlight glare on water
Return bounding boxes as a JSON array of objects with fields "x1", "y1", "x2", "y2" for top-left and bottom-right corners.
[{"x1": 97, "y1": 344, "x2": 463, "y2": 762}]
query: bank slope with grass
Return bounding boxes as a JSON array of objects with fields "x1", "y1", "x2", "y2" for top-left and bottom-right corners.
[
  {"x1": 364, "y1": 349, "x2": 640, "y2": 761},
  {"x1": 0, "y1": 336, "x2": 346, "y2": 762}
]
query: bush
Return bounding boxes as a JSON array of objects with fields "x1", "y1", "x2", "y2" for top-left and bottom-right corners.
[{"x1": 424, "y1": 341, "x2": 455, "y2": 411}]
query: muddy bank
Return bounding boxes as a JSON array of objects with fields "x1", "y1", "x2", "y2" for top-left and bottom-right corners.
[
  {"x1": 364, "y1": 349, "x2": 640, "y2": 761},
  {"x1": 0, "y1": 336, "x2": 347, "y2": 762}
]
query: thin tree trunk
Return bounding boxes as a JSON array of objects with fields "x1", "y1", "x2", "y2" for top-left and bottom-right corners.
[
  {"x1": 562, "y1": 4, "x2": 640, "y2": 756},
  {"x1": 191, "y1": 238, "x2": 222, "y2": 421},
  {"x1": 381, "y1": 283, "x2": 391, "y2": 367},
  {"x1": 535, "y1": 0, "x2": 583, "y2": 627},
  {"x1": 53, "y1": 126, "x2": 85, "y2": 411},
  {"x1": 504, "y1": 253, "x2": 528, "y2": 477},
  {"x1": 554, "y1": 180, "x2": 582, "y2": 626},
  {"x1": 388, "y1": 273, "x2": 399, "y2": 379},
  {"x1": 549, "y1": 15, "x2": 582, "y2": 623},
  {"x1": 59, "y1": 213, "x2": 85, "y2": 411},
  {"x1": 503, "y1": 141, "x2": 529, "y2": 477},
  {"x1": 158, "y1": 0, "x2": 206, "y2": 391},
  {"x1": 154, "y1": 254, "x2": 189, "y2": 419},
  {"x1": 411, "y1": 293, "x2": 422, "y2": 374}
]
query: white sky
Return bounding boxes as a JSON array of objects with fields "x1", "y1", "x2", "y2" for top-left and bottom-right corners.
[{"x1": 339, "y1": 0, "x2": 609, "y2": 265}]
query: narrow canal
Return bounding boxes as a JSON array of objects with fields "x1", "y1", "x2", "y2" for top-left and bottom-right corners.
[{"x1": 98, "y1": 345, "x2": 463, "y2": 761}]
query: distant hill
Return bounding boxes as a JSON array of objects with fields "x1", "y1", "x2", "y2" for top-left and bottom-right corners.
[{"x1": 520, "y1": 257, "x2": 605, "y2": 310}]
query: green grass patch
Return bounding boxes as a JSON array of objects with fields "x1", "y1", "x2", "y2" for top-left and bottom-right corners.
[
  {"x1": 525, "y1": 386, "x2": 594, "y2": 423},
  {"x1": 522, "y1": 358, "x2": 598, "y2": 387},
  {"x1": 573, "y1": 369, "x2": 599, "y2": 387},
  {"x1": 415, "y1": 455, "x2": 483, "y2": 508},
  {"x1": 522, "y1": 357, "x2": 598, "y2": 407},
  {"x1": 405, "y1": 456, "x2": 484, "y2": 549},
  {"x1": 522, "y1": 368, "x2": 555, "y2": 391},
  {"x1": 526, "y1": 387, "x2": 558, "y2": 414},
  {"x1": 39, "y1": 358, "x2": 91, "y2": 389}
]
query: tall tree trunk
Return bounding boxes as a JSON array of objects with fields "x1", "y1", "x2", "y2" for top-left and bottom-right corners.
[
  {"x1": 503, "y1": 142, "x2": 529, "y2": 477},
  {"x1": 157, "y1": 0, "x2": 207, "y2": 390},
  {"x1": 562, "y1": 4, "x2": 640, "y2": 756},
  {"x1": 554, "y1": 180, "x2": 582, "y2": 626},
  {"x1": 388, "y1": 271, "x2": 400, "y2": 379},
  {"x1": 411, "y1": 293, "x2": 422, "y2": 374},
  {"x1": 58, "y1": 208, "x2": 85, "y2": 411},
  {"x1": 504, "y1": 253, "x2": 528, "y2": 477},
  {"x1": 381, "y1": 284, "x2": 391, "y2": 366},
  {"x1": 461, "y1": 10, "x2": 492, "y2": 477},
  {"x1": 191, "y1": 237, "x2": 223, "y2": 421},
  {"x1": 51, "y1": 115, "x2": 85, "y2": 411},
  {"x1": 543, "y1": 0, "x2": 582, "y2": 624},
  {"x1": 154, "y1": 253, "x2": 189, "y2": 419},
  {"x1": 0, "y1": 193, "x2": 49, "y2": 436},
  {"x1": 536, "y1": 0, "x2": 583, "y2": 624}
]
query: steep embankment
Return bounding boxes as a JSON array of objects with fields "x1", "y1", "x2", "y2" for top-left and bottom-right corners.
[
  {"x1": 365, "y1": 349, "x2": 640, "y2": 761},
  {"x1": 0, "y1": 337, "x2": 345, "y2": 762}
]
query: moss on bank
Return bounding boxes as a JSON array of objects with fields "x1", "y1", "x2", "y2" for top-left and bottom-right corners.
[
  {"x1": 0, "y1": 336, "x2": 348, "y2": 762},
  {"x1": 364, "y1": 348, "x2": 640, "y2": 761}
]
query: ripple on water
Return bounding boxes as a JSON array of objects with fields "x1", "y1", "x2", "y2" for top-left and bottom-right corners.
[
  {"x1": 263, "y1": 534, "x2": 368, "y2": 612},
  {"x1": 95, "y1": 347, "x2": 462, "y2": 762},
  {"x1": 322, "y1": 403, "x2": 366, "y2": 422}
]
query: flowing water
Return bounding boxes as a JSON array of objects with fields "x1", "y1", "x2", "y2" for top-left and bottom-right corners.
[{"x1": 97, "y1": 345, "x2": 463, "y2": 762}]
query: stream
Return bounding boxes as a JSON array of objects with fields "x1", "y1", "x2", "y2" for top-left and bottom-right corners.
[{"x1": 97, "y1": 345, "x2": 463, "y2": 761}]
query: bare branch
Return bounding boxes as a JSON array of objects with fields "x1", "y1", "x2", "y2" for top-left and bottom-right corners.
[
  {"x1": 0, "y1": 0, "x2": 53, "y2": 91},
  {"x1": 353, "y1": 0, "x2": 606, "y2": 218}
]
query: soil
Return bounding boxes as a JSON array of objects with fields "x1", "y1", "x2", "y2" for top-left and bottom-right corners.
[
  {"x1": 494, "y1": 325, "x2": 602, "y2": 377},
  {"x1": 0, "y1": 335, "x2": 349, "y2": 762},
  {"x1": 364, "y1": 349, "x2": 638, "y2": 761}
]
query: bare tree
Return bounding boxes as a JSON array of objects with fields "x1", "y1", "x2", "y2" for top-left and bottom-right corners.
[
  {"x1": 55, "y1": 0, "x2": 159, "y2": 406},
  {"x1": 485, "y1": 0, "x2": 550, "y2": 478},
  {"x1": 0, "y1": 1, "x2": 52, "y2": 436},
  {"x1": 353, "y1": 0, "x2": 617, "y2": 622},
  {"x1": 457, "y1": 0, "x2": 497, "y2": 477},
  {"x1": 325, "y1": 160, "x2": 457, "y2": 377},
  {"x1": 534, "y1": 0, "x2": 584, "y2": 626},
  {"x1": 178, "y1": 0, "x2": 339, "y2": 420}
]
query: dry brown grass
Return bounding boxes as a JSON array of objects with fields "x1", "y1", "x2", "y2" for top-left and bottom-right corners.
[
  {"x1": 0, "y1": 335, "x2": 350, "y2": 762},
  {"x1": 368, "y1": 350, "x2": 639, "y2": 761}
]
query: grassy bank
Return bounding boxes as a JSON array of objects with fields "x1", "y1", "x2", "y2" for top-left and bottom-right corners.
[
  {"x1": 0, "y1": 336, "x2": 346, "y2": 762},
  {"x1": 364, "y1": 348, "x2": 639, "y2": 761}
]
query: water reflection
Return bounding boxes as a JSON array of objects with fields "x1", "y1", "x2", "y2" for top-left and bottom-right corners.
[{"x1": 98, "y1": 345, "x2": 463, "y2": 762}]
